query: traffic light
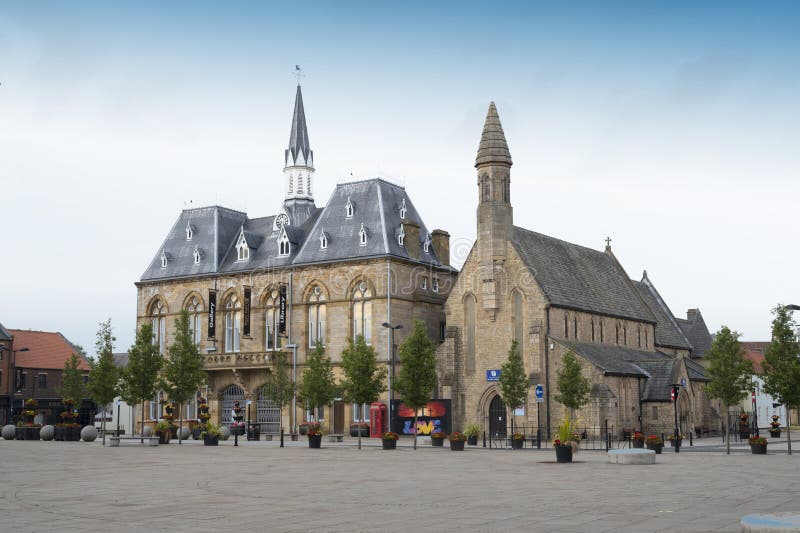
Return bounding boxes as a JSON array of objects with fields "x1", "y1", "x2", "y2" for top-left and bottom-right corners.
[{"x1": 671, "y1": 386, "x2": 679, "y2": 402}]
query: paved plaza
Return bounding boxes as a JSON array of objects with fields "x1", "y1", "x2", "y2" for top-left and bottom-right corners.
[{"x1": 1, "y1": 436, "x2": 798, "y2": 532}]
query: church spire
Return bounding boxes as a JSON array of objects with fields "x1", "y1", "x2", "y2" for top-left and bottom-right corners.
[
  {"x1": 475, "y1": 101, "x2": 512, "y2": 168},
  {"x1": 283, "y1": 84, "x2": 315, "y2": 203}
]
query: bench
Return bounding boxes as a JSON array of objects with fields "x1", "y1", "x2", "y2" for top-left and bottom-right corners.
[
  {"x1": 109, "y1": 436, "x2": 159, "y2": 447},
  {"x1": 326, "y1": 434, "x2": 344, "y2": 443},
  {"x1": 608, "y1": 449, "x2": 656, "y2": 465}
]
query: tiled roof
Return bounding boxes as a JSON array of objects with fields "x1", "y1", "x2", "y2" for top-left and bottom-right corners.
[
  {"x1": 8, "y1": 329, "x2": 90, "y2": 370},
  {"x1": 743, "y1": 350, "x2": 765, "y2": 374},
  {"x1": 632, "y1": 276, "x2": 692, "y2": 350},
  {"x1": 684, "y1": 357, "x2": 709, "y2": 381},
  {"x1": 638, "y1": 360, "x2": 678, "y2": 401},
  {"x1": 559, "y1": 340, "x2": 670, "y2": 377},
  {"x1": 512, "y1": 228, "x2": 655, "y2": 323},
  {"x1": 0, "y1": 323, "x2": 11, "y2": 341},
  {"x1": 113, "y1": 353, "x2": 130, "y2": 369},
  {"x1": 675, "y1": 309, "x2": 713, "y2": 358},
  {"x1": 740, "y1": 341, "x2": 770, "y2": 355}
]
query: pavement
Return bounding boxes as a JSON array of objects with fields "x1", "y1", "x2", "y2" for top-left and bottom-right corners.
[{"x1": 1, "y1": 435, "x2": 798, "y2": 532}]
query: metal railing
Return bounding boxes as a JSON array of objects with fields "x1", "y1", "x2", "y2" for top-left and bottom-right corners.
[{"x1": 481, "y1": 421, "x2": 618, "y2": 451}]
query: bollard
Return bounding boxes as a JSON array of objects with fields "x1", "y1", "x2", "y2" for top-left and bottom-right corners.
[
  {"x1": 483, "y1": 430, "x2": 486, "y2": 448},
  {"x1": 537, "y1": 428, "x2": 541, "y2": 449},
  {"x1": 280, "y1": 428, "x2": 284, "y2": 448},
  {"x1": 689, "y1": 431, "x2": 693, "y2": 447}
]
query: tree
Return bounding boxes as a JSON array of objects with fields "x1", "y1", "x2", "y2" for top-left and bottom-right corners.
[
  {"x1": 499, "y1": 340, "x2": 528, "y2": 438},
  {"x1": 554, "y1": 349, "x2": 591, "y2": 421},
  {"x1": 298, "y1": 342, "x2": 337, "y2": 423},
  {"x1": 762, "y1": 304, "x2": 800, "y2": 455},
  {"x1": 395, "y1": 321, "x2": 436, "y2": 450},
  {"x1": 119, "y1": 323, "x2": 164, "y2": 442},
  {"x1": 705, "y1": 326, "x2": 753, "y2": 455},
  {"x1": 340, "y1": 335, "x2": 387, "y2": 450},
  {"x1": 88, "y1": 319, "x2": 119, "y2": 445},
  {"x1": 262, "y1": 350, "x2": 294, "y2": 445},
  {"x1": 162, "y1": 310, "x2": 206, "y2": 444},
  {"x1": 62, "y1": 353, "x2": 85, "y2": 406}
]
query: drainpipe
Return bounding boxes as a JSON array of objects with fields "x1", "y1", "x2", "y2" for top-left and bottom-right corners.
[
  {"x1": 638, "y1": 376, "x2": 644, "y2": 433},
  {"x1": 544, "y1": 306, "x2": 551, "y2": 441},
  {"x1": 386, "y1": 260, "x2": 392, "y2": 429}
]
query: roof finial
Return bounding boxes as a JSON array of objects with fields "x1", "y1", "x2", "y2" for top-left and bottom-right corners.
[
  {"x1": 293, "y1": 64, "x2": 304, "y2": 85},
  {"x1": 605, "y1": 236, "x2": 612, "y2": 252}
]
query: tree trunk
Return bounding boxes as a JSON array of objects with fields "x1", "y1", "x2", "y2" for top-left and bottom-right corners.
[
  {"x1": 140, "y1": 399, "x2": 145, "y2": 444},
  {"x1": 725, "y1": 405, "x2": 730, "y2": 455},
  {"x1": 358, "y1": 415, "x2": 363, "y2": 450},
  {"x1": 787, "y1": 416, "x2": 792, "y2": 456},
  {"x1": 413, "y1": 414, "x2": 418, "y2": 450},
  {"x1": 178, "y1": 401, "x2": 183, "y2": 445}
]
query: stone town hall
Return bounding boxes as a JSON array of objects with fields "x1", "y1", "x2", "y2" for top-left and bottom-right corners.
[{"x1": 137, "y1": 86, "x2": 717, "y2": 438}]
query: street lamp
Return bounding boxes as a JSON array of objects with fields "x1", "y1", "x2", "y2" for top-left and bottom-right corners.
[
  {"x1": 381, "y1": 323, "x2": 403, "y2": 433},
  {"x1": 0, "y1": 346, "x2": 29, "y2": 424},
  {"x1": 285, "y1": 343, "x2": 298, "y2": 437}
]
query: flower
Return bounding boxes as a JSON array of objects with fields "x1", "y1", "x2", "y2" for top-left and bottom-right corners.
[
  {"x1": 645, "y1": 435, "x2": 662, "y2": 445},
  {"x1": 512, "y1": 432, "x2": 525, "y2": 440},
  {"x1": 553, "y1": 438, "x2": 562, "y2": 446},
  {"x1": 749, "y1": 436, "x2": 767, "y2": 446},
  {"x1": 431, "y1": 431, "x2": 446, "y2": 439},
  {"x1": 632, "y1": 431, "x2": 645, "y2": 441},
  {"x1": 383, "y1": 431, "x2": 399, "y2": 440},
  {"x1": 24, "y1": 399, "x2": 38, "y2": 408},
  {"x1": 667, "y1": 434, "x2": 684, "y2": 440},
  {"x1": 448, "y1": 431, "x2": 467, "y2": 442},
  {"x1": 306, "y1": 422, "x2": 322, "y2": 436}
]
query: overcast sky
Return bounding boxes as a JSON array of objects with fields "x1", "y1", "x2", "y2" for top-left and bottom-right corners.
[{"x1": 2, "y1": 1, "x2": 798, "y2": 356}]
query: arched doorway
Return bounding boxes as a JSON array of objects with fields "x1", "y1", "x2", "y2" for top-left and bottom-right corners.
[
  {"x1": 488, "y1": 395, "x2": 507, "y2": 438},
  {"x1": 221, "y1": 384, "x2": 245, "y2": 427},
  {"x1": 257, "y1": 384, "x2": 281, "y2": 434}
]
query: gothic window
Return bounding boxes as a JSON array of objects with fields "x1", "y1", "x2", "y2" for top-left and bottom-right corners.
[
  {"x1": 615, "y1": 324, "x2": 620, "y2": 345},
  {"x1": 465, "y1": 294, "x2": 476, "y2": 371},
  {"x1": 193, "y1": 245, "x2": 201, "y2": 265},
  {"x1": 264, "y1": 290, "x2": 282, "y2": 351},
  {"x1": 513, "y1": 290, "x2": 524, "y2": 349},
  {"x1": 423, "y1": 233, "x2": 431, "y2": 253},
  {"x1": 225, "y1": 295, "x2": 242, "y2": 353},
  {"x1": 150, "y1": 299, "x2": 166, "y2": 355},
  {"x1": 421, "y1": 277, "x2": 427, "y2": 290},
  {"x1": 399, "y1": 198, "x2": 407, "y2": 220},
  {"x1": 160, "y1": 250, "x2": 169, "y2": 268},
  {"x1": 359, "y1": 223, "x2": 367, "y2": 246},
  {"x1": 591, "y1": 319, "x2": 595, "y2": 342},
  {"x1": 345, "y1": 198, "x2": 354, "y2": 218},
  {"x1": 397, "y1": 225, "x2": 405, "y2": 246},
  {"x1": 574, "y1": 317, "x2": 578, "y2": 340},
  {"x1": 564, "y1": 315, "x2": 568, "y2": 338},
  {"x1": 623, "y1": 326, "x2": 627, "y2": 345},
  {"x1": 308, "y1": 286, "x2": 326, "y2": 348},
  {"x1": 319, "y1": 232, "x2": 327, "y2": 250},
  {"x1": 353, "y1": 281, "x2": 373, "y2": 344},
  {"x1": 236, "y1": 231, "x2": 249, "y2": 262},
  {"x1": 638, "y1": 327, "x2": 642, "y2": 348},
  {"x1": 279, "y1": 232, "x2": 291, "y2": 256},
  {"x1": 186, "y1": 296, "x2": 203, "y2": 346},
  {"x1": 600, "y1": 320, "x2": 604, "y2": 343},
  {"x1": 644, "y1": 329, "x2": 649, "y2": 349},
  {"x1": 185, "y1": 222, "x2": 193, "y2": 240}
]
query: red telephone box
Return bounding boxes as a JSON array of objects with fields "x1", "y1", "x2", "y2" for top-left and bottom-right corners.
[{"x1": 369, "y1": 402, "x2": 387, "y2": 438}]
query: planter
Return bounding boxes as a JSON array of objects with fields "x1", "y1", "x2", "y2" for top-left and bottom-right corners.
[
  {"x1": 382, "y1": 438, "x2": 397, "y2": 450},
  {"x1": 467, "y1": 435, "x2": 478, "y2": 446},
  {"x1": 299, "y1": 425, "x2": 309, "y2": 436},
  {"x1": 308, "y1": 434, "x2": 322, "y2": 449},
  {"x1": 750, "y1": 443, "x2": 767, "y2": 455},
  {"x1": 632, "y1": 440, "x2": 644, "y2": 449},
  {"x1": 555, "y1": 444, "x2": 573, "y2": 463},
  {"x1": 511, "y1": 438, "x2": 524, "y2": 450},
  {"x1": 450, "y1": 439, "x2": 465, "y2": 451},
  {"x1": 230, "y1": 425, "x2": 245, "y2": 436},
  {"x1": 646, "y1": 443, "x2": 663, "y2": 454},
  {"x1": 192, "y1": 428, "x2": 203, "y2": 440},
  {"x1": 203, "y1": 435, "x2": 219, "y2": 446},
  {"x1": 15, "y1": 427, "x2": 26, "y2": 440},
  {"x1": 431, "y1": 436, "x2": 444, "y2": 447},
  {"x1": 770, "y1": 430, "x2": 781, "y2": 438},
  {"x1": 157, "y1": 432, "x2": 170, "y2": 445},
  {"x1": 247, "y1": 431, "x2": 261, "y2": 441},
  {"x1": 739, "y1": 433, "x2": 750, "y2": 440},
  {"x1": 668, "y1": 439, "x2": 682, "y2": 452},
  {"x1": 349, "y1": 426, "x2": 369, "y2": 437},
  {"x1": 64, "y1": 427, "x2": 81, "y2": 441}
]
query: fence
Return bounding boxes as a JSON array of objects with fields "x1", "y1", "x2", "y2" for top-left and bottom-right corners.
[{"x1": 481, "y1": 420, "x2": 619, "y2": 451}]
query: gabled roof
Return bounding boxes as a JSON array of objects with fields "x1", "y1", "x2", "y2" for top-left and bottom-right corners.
[
  {"x1": 113, "y1": 352, "x2": 130, "y2": 369},
  {"x1": 684, "y1": 356, "x2": 709, "y2": 381},
  {"x1": 675, "y1": 309, "x2": 713, "y2": 358},
  {"x1": 0, "y1": 323, "x2": 12, "y2": 342},
  {"x1": 512, "y1": 228, "x2": 655, "y2": 323},
  {"x1": 743, "y1": 350, "x2": 764, "y2": 374},
  {"x1": 638, "y1": 359, "x2": 678, "y2": 401},
  {"x1": 559, "y1": 340, "x2": 670, "y2": 377},
  {"x1": 632, "y1": 274, "x2": 693, "y2": 351},
  {"x1": 8, "y1": 329, "x2": 90, "y2": 370}
]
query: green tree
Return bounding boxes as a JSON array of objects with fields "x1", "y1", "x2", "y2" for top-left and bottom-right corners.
[
  {"x1": 340, "y1": 335, "x2": 387, "y2": 450},
  {"x1": 162, "y1": 310, "x2": 206, "y2": 444},
  {"x1": 119, "y1": 323, "x2": 164, "y2": 442},
  {"x1": 762, "y1": 304, "x2": 800, "y2": 455},
  {"x1": 262, "y1": 350, "x2": 294, "y2": 444},
  {"x1": 554, "y1": 349, "x2": 591, "y2": 421},
  {"x1": 395, "y1": 321, "x2": 436, "y2": 450},
  {"x1": 299, "y1": 342, "x2": 337, "y2": 423},
  {"x1": 499, "y1": 340, "x2": 528, "y2": 438},
  {"x1": 88, "y1": 319, "x2": 119, "y2": 445},
  {"x1": 61, "y1": 353, "x2": 85, "y2": 406},
  {"x1": 704, "y1": 326, "x2": 753, "y2": 455}
]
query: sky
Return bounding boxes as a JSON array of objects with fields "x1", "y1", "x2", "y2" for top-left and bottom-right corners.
[{"x1": 1, "y1": 1, "x2": 799, "y2": 356}]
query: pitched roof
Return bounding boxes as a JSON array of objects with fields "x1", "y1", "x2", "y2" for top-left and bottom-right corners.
[
  {"x1": 0, "y1": 323, "x2": 12, "y2": 342},
  {"x1": 743, "y1": 350, "x2": 765, "y2": 374},
  {"x1": 675, "y1": 309, "x2": 713, "y2": 358},
  {"x1": 740, "y1": 341, "x2": 770, "y2": 355},
  {"x1": 559, "y1": 341, "x2": 670, "y2": 377},
  {"x1": 8, "y1": 329, "x2": 90, "y2": 370},
  {"x1": 512, "y1": 228, "x2": 655, "y2": 323},
  {"x1": 286, "y1": 84, "x2": 312, "y2": 166},
  {"x1": 632, "y1": 275, "x2": 692, "y2": 350},
  {"x1": 638, "y1": 359, "x2": 678, "y2": 401},
  {"x1": 475, "y1": 102, "x2": 512, "y2": 167},
  {"x1": 684, "y1": 356, "x2": 709, "y2": 381},
  {"x1": 113, "y1": 352, "x2": 130, "y2": 369}
]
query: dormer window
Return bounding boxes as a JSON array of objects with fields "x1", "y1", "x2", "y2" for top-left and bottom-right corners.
[
  {"x1": 359, "y1": 223, "x2": 368, "y2": 246},
  {"x1": 235, "y1": 230, "x2": 249, "y2": 262},
  {"x1": 345, "y1": 199, "x2": 354, "y2": 218},
  {"x1": 279, "y1": 231, "x2": 291, "y2": 257},
  {"x1": 423, "y1": 233, "x2": 431, "y2": 253},
  {"x1": 193, "y1": 245, "x2": 201, "y2": 264},
  {"x1": 160, "y1": 250, "x2": 169, "y2": 268},
  {"x1": 319, "y1": 230, "x2": 328, "y2": 250},
  {"x1": 185, "y1": 222, "x2": 194, "y2": 240},
  {"x1": 397, "y1": 225, "x2": 405, "y2": 246},
  {"x1": 399, "y1": 198, "x2": 407, "y2": 220},
  {"x1": 432, "y1": 278, "x2": 439, "y2": 292}
]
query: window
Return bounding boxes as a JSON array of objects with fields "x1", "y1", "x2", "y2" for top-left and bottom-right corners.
[
  {"x1": 600, "y1": 320, "x2": 604, "y2": 343},
  {"x1": 399, "y1": 198, "x2": 407, "y2": 220},
  {"x1": 439, "y1": 321, "x2": 446, "y2": 342},
  {"x1": 644, "y1": 329, "x2": 648, "y2": 348},
  {"x1": 186, "y1": 222, "x2": 193, "y2": 240},
  {"x1": 187, "y1": 296, "x2": 203, "y2": 345},
  {"x1": 651, "y1": 406, "x2": 658, "y2": 419},
  {"x1": 359, "y1": 223, "x2": 367, "y2": 246},
  {"x1": 279, "y1": 231, "x2": 291, "y2": 256},
  {"x1": 353, "y1": 281, "x2": 373, "y2": 344},
  {"x1": 193, "y1": 245, "x2": 201, "y2": 265},
  {"x1": 19, "y1": 372, "x2": 27, "y2": 391},
  {"x1": 149, "y1": 391, "x2": 164, "y2": 420},
  {"x1": 513, "y1": 290, "x2": 524, "y2": 348},
  {"x1": 564, "y1": 315, "x2": 568, "y2": 337},
  {"x1": 352, "y1": 403, "x2": 370, "y2": 422},
  {"x1": 151, "y1": 299, "x2": 166, "y2": 354},
  {"x1": 38, "y1": 373, "x2": 46, "y2": 389},
  {"x1": 421, "y1": 277, "x2": 427, "y2": 290},
  {"x1": 264, "y1": 290, "x2": 282, "y2": 351},
  {"x1": 574, "y1": 317, "x2": 578, "y2": 340},
  {"x1": 432, "y1": 278, "x2": 439, "y2": 292},
  {"x1": 623, "y1": 326, "x2": 627, "y2": 345},
  {"x1": 638, "y1": 327, "x2": 642, "y2": 348},
  {"x1": 397, "y1": 225, "x2": 405, "y2": 246},
  {"x1": 465, "y1": 294, "x2": 476, "y2": 371},
  {"x1": 615, "y1": 324, "x2": 620, "y2": 345},
  {"x1": 225, "y1": 295, "x2": 242, "y2": 353},
  {"x1": 306, "y1": 406, "x2": 324, "y2": 422},
  {"x1": 160, "y1": 250, "x2": 168, "y2": 268},
  {"x1": 319, "y1": 231, "x2": 327, "y2": 250},
  {"x1": 345, "y1": 198, "x2": 354, "y2": 218},
  {"x1": 308, "y1": 286, "x2": 326, "y2": 348},
  {"x1": 236, "y1": 231, "x2": 249, "y2": 262},
  {"x1": 423, "y1": 233, "x2": 431, "y2": 253},
  {"x1": 591, "y1": 320, "x2": 595, "y2": 342}
]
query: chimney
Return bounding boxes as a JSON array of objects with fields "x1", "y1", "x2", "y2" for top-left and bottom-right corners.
[
  {"x1": 403, "y1": 222, "x2": 420, "y2": 260},
  {"x1": 686, "y1": 309, "x2": 698, "y2": 322},
  {"x1": 431, "y1": 229, "x2": 450, "y2": 266}
]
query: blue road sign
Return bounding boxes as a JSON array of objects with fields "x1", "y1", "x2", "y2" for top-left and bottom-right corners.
[
  {"x1": 534, "y1": 384, "x2": 544, "y2": 403},
  {"x1": 486, "y1": 369, "x2": 501, "y2": 382}
]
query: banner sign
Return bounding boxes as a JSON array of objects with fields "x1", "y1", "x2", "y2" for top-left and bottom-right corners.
[
  {"x1": 278, "y1": 284, "x2": 287, "y2": 334},
  {"x1": 486, "y1": 369, "x2": 501, "y2": 382},
  {"x1": 243, "y1": 286, "x2": 251, "y2": 337},
  {"x1": 208, "y1": 289, "x2": 217, "y2": 339},
  {"x1": 391, "y1": 399, "x2": 452, "y2": 435}
]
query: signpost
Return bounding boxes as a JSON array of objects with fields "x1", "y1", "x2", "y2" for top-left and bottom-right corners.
[{"x1": 534, "y1": 384, "x2": 544, "y2": 448}]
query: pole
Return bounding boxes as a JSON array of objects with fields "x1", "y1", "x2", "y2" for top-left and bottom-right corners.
[
  {"x1": 116, "y1": 402, "x2": 120, "y2": 437},
  {"x1": 752, "y1": 391, "x2": 759, "y2": 437},
  {"x1": 673, "y1": 384, "x2": 680, "y2": 453},
  {"x1": 291, "y1": 344, "x2": 297, "y2": 435},
  {"x1": 536, "y1": 401, "x2": 541, "y2": 449}
]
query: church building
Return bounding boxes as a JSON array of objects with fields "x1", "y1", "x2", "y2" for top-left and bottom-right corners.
[
  {"x1": 435, "y1": 103, "x2": 718, "y2": 439},
  {"x1": 136, "y1": 85, "x2": 455, "y2": 435}
]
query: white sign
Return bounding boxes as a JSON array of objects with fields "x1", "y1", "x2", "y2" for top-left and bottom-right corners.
[{"x1": 514, "y1": 405, "x2": 525, "y2": 417}]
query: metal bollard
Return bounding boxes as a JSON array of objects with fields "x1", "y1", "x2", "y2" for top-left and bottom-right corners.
[{"x1": 483, "y1": 430, "x2": 486, "y2": 448}]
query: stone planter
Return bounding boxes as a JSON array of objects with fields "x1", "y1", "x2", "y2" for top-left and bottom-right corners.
[
  {"x1": 770, "y1": 430, "x2": 781, "y2": 438},
  {"x1": 467, "y1": 435, "x2": 478, "y2": 446},
  {"x1": 646, "y1": 442, "x2": 663, "y2": 454},
  {"x1": 511, "y1": 438, "x2": 524, "y2": 450},
  {"x1": 203, "y1": 435, "x2": 219, "y2": 446},
  {"x1": 750, "y1": 443, "x2": 767, "y2": 455},
  {"x1": 431, "y1": 436, "x2": 444, "y2": 447},
  {"x1": 555, "y1": 444, "x2": 573, "y2": 463},
  {"x1": 308, "y1": 434, "x2": 322, "y2": 449},
  {"x1": 632, "y1": 439, "x2": 644, "y2": 449},
  {"x1": 382, "y1": 438, "x2": 397, "y2": 450},
  {"x1": 450, "y1": 439, "x2": 465, "y2": 451}
]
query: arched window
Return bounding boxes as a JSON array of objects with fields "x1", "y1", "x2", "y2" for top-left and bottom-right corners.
[
  {"x1": 615, "y1": 324, "x2": 620, "y2": 345},
  {"x1": 150, "y1": 299, "x2": 166, "y2": 354},
  {"x1": 345, "y1": 198, "x2": 354, "y2": 218},
  {"x1": 623, "y1": 325, "x2": 627, "y2": 345},
  {"x1": 574, "y1": 317, "x2": 578, "y2": 340},
  {"x1": 638, "y1": 327, "x2": 642, "y2": 348},
  {"x1": 399, "y1": 198, "x2": 407, "y2": 220},
  {"x1": 512, "y1": 290, "x2": 524, "y2": 349},
  {"x1": 359, "y1": 223, "x2": 368, "y2": 246},
  {"x1": 465, "y1": 294, "x2": 476, "y2": 371},
  {"x1": 353, "y1": 281, "x2": 372, "y2": 344},
  {"x1": 600, "y1": 320, "x2": 604, "y2": 343},
  {"x1": 279, "y1": 232, "x2": 291, "y2": 256},
  {"x1": 264, "y1": 290, "x2": 282, "y2": 351},
  {"x1": 644, "y1": 329, "x2": 649, "y2": 349},
  {"x1": 564, "y1": 314, "x2": 568, "y2": 337},
  {"x1": 591, "y1": 319, "x2": 596, "y2": 342},
  {"x1": 236, "y1": 231, "x2": 249, "y2": 262},
  {"x1": 308, "y1": 286, "x2": 326, "y2": 348},
  {"x1": 225, "y1": 295, "x2": 242, "y2": 353},
  {"x1": 186, "y1": 296, "x2": 203, "y2": 346}
]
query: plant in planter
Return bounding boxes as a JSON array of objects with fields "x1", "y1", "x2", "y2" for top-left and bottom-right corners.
[
  {"x1": 56, "y1": 400, "x2": 82, "y2": 441},
  {"x1": 667, "y1": 433, "x2": 684, "y2": 451},
  {"x1": 430, "y1": 431, "x2": 446, "y2": 447},
  {"x1": 299, "y1": 422, "x2": 310, "y2": 436},
  {"x1": 307, "y1": 422, "x2": 322, "y2": 449},
  {"x1": 738, "y1": 412, "x2": 751, "y2": 440},
  {"x1": 193, "y1": 398, "x2": 210, "y2": 439},
  {"x1": 511, "y1": 432, "x2": 525, "y2": 450},
  {"x1": 645, "y1": 435, "x2": 663, "y2": 454},
  {"x1": 631, "y1": 431, "x2": 645, "y2": 448},
  {"x1": 349, "y1": 422, "x2": 369, "y2": 438},
  {"x1": 749, "y1": 435, "x2": 768, "y2": 455},
  {"x1": 448, "y1": 431, "x2": 467, "y2": 451},
  {"x1": 769, "y1": 415, "x2": 781, "y2": 438},
  {"x1": 230, "y1": 401, "x2": 245, "y2": 436},
  {"x1": 201, "y1": 422, "x2": 222, "y2": 446},
  {"x1": 154, "y1": 420, "x2": 172, "y2": 444},
  {"x1": 19, "y1": 399, "x2": 42, "y2": 440},
  {"x1": 382, "y1": 431, "x2": 398, "y2": 450},
  {"x1": 464, "y1": 423, "x2": 481, "y2": 446},
  {"x1": 553, "y1": 417, "x2": 578, "y2": 463}
]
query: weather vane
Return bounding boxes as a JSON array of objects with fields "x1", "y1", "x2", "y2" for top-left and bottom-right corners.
[{"x1": 294, "y1": 65, "x2": 305, "y2": 84}]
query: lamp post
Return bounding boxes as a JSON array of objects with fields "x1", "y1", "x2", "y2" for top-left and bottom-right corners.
[
  {"x1": 671, "y1": 383, "x2": 681, "y2": 453},
  {"x1": 784, "y1": 304, "x2": 799, "y2": 433},
  {"x1": 1, "y1": 346, "x2": 29, "y2": 424},
  {"x1": 286, "y1": 343, "x2": 298, "y2": 437},
  {"x1": 381, "y1": 323, "x2": 403, "y2": 433}
]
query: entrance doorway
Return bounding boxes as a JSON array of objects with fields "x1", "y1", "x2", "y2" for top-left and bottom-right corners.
[
  {"x1": 488, "y1": 395, "x2": 507, "y2": 437},
  {"x1": 256, "y1": 387, "x2": 281, "y2": 434},
  {"x1": 333, "y1": 401, "x2": 345, "y2": 434},
  {"x1": 221, "y1": 384, "x2": 245, "y2": 427}
]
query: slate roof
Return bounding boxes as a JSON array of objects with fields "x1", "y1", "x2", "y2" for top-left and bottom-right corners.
[
  {"x1": 0, "y1": 323, "x2": 11, "y2": 341},
  {"x1": 559, "y1": 341, "x2": 670, "y2": 377},
  {"x1": 684, "y1": 356, "x2": 709, "y2": 381},
  {"x1": 675, "y1": 309, "x2": 713, "y2": 358},
  {"x1": 286, "y1": 84, "x2": 312, "y2": 167},
  {"x1": 8, "y1": 330, "x2": 91, "y2": 370},
  {"x1": 638, "y1": 360, "x2": 678, "y2": 401},
  {"x1": 113, "y1": 352, "x2": 130, "y2": 369},
  {"x1": 512, "y1": 228, "x2": 655, "y2": 323},
  {"x1": 632, "y1": 275, "x2": 692, "y2": 351}
]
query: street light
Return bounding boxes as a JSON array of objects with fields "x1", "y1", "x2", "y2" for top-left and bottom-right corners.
[
  {"x1": 381, "y1": 323, "x2": 403, "y2": 433},
  {"x1": 285, "y1": 343, "x2": 298, "y2": 437},
  {"x1": 0, "y1": 346, "x2": 29, "y2": 424}
]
